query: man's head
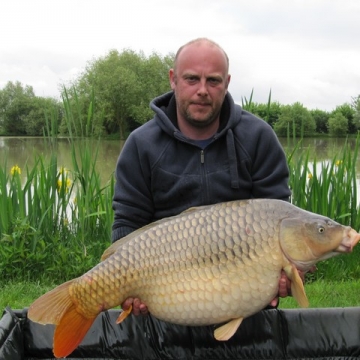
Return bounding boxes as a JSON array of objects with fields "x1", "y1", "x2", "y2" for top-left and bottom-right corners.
[
  {"x1": 173, "y1": 38, "x2": 230, "y2": 74},
  {"x1": 169, "y1": 38, "x2": 231, "y2": 139}
]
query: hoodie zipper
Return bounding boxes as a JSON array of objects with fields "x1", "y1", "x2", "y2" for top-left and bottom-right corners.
[{"x1": 200, "y1": 150, "x2": 205, "y2": 164}]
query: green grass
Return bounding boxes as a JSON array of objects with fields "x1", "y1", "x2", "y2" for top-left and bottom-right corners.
[
  {"x1": 279, "y1": 279, "x2": 360, "y2": 309},
  {"x1": 1, "y1": 280, "x2": 57, "y2": 310}
]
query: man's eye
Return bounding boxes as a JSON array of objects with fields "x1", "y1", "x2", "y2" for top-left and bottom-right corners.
[
  {"x1": 208, "y1": 78, "x2": 220, "y2": 85},
  {"x1": 186, "y1": 76, "x2": 198, "y2": 83}
]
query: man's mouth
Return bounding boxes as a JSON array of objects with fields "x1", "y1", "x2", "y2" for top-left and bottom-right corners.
[{"x1": 191, "y1": 102, "x2": 211, "y2": 107}]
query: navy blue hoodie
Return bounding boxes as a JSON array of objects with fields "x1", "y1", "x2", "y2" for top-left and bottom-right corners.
[{"x1": 112, "y1": 91, "x2": 291, "y2": 242}]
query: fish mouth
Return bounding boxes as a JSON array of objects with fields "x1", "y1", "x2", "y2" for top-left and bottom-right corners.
[{"x1": 335, "y1": 227, "x2": 360, "y2": 253}]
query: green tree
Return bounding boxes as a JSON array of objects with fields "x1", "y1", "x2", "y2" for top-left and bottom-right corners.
[
  {"x1": 310, "y1": 109, "x2": 330, "y2": 134},
  {"x1": 273, "y1": 102, "x2": 316, "y2": 137},
  {"x1": 252, "y1": 101, "x2": 282, "y2": 128},
  {"x1": 328, "y1": 112, "x2": 348, "y2": 136},
  {"x1": 66, "y1": 49, "x2": 173, "y2": 138},
  {"x1": 0, "y1": 81, "x2": 62, "y2": 136},
  {"x1": 0, "y1": 81, "x2": 35, "y2": 135},
  {"x1": 129, "y1": 52, "x2": 173, "y2": 127},
  {"x1": 331, "y1": 103, "x2": 355, "y2": 133},
  {"x1": 89, "y1": 50, "x2": 140, "y2": 138},
  {"x1": 24, "y1": 97, "x2": 62, "y2": 136},
  {"x1": 351, "y1": 95, "x2": 360, "y2": 132}
]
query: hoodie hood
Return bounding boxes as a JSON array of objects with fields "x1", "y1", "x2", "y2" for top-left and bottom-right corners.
[{"x1": 150, "y1": 91, "x2": 242, "y2": 189}]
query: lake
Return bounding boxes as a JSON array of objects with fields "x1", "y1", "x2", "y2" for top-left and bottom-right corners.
[
  {"x1": 1, "y1": 136, "x2": 359, "y2": 187},
  {"x1": 0, "y1": 137, "x2": 124, "y2": 185}
]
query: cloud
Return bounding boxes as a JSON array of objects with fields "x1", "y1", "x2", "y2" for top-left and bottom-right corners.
[{"x1": 0, "y1": 0, "x2": 359, "y2": 110}]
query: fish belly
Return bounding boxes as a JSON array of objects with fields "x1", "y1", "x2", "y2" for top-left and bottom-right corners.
[{"x1": 138, "y1": 258, "x2": 282, "y2": 326}]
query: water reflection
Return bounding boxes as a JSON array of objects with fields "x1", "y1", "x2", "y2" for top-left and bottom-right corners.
[
  {"x1": 1, "y1": 136, "x2": 359, "y2": 186},
  {"x1": 0, "y1": 137, "x2": 124, "y2": 185},
  {"x1": 279, "y1": 137, "x2": 360, "y2": 163}
]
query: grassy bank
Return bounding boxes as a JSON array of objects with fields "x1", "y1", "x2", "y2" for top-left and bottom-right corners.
[{"x1": 279, "y1": 279, "x2": 360, "y2": 309}]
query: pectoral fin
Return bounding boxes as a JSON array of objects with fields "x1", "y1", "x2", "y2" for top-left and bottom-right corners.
[
  {"x1": 116, "y1": 305, "x2": 132, "y2": 324},
  {"x1": 284, "y1": 264, "x2": 309, "y2": 308},
  {"x1": 214, "y1": 317, "x2": 243, "y2": 341}
]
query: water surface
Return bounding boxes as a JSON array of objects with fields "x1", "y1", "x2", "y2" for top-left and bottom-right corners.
[{"x1": 1, "y1": 136, "x2": 359, "y2": 187}]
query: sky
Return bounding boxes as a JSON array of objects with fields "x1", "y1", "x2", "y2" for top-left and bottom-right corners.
[{"x1": 1, "y1": 0, "x2": 359, "y2": 111}]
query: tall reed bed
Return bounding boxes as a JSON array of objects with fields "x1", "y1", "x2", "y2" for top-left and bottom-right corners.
[
  {"x1": 289, "y1": 138, "x2": 359, "y2": 228},
  {"x1": 0, "y1": 91, "x2": 114, "y2": 281},
  {"x1": 287, "y1": 136, "x2": 360, "y2": 281}
]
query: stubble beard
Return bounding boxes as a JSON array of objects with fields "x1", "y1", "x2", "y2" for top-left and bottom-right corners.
[{"x1": 183, "y1": 106, "x2": 221, "y2": 129}]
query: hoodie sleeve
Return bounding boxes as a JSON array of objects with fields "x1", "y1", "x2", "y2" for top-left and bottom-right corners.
[
  {"x1": 111, "y1": 133, "x2": 154, "y2": 242},
  {"x1": 250, "y1": 122, "x2": 291, "y2": 201}
]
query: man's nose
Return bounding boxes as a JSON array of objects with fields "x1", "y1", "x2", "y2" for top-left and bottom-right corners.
[{"x1": 197, "y1": 79, "x2": 208, "y2": 96}]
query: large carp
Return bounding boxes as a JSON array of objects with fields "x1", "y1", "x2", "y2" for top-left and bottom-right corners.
[{"x1": 28, "y1": 199, "x2": 360, "y2": 358}]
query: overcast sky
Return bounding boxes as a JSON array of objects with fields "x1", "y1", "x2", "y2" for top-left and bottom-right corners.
[{"x1": 1, "y1": 0, "x2": 359, "y2": 111}]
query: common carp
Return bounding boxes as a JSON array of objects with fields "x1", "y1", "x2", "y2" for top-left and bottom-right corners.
[{"x1": 28, "y1": 199, "x2": 360, "y2": 358}]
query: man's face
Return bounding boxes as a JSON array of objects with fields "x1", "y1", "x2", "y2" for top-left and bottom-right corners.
[{"x1": 169, "y1": 42, "x2": 231, "y2": 129}]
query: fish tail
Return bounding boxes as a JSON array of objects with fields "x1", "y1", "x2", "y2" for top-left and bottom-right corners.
[
  {"x1": 53, "y1": 303, "x2": 96, "y2": 358},
  {"x1": 28, "y1": 279, "x2": 97, "y2": 358}
]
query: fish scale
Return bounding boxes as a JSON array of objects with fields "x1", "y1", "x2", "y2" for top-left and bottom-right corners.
[{"x1": 28, "y1": 199, "x2": 360, "y2": 358}]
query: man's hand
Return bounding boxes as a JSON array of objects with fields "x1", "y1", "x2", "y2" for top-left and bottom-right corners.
[
  {"x1": 121, "y1": 297, "x2": 148, "y2": 316},
  {"x1": 269, "y1": 269, "x2": 307, "y2": 307}
]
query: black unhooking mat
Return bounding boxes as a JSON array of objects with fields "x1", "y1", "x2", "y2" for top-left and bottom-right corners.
[{"x1": 1, "y1": 306, "x2": 360, "y2": 359}]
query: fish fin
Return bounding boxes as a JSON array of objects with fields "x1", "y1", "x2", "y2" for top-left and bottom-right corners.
[
  {"x1": 101, "y1": 225, "x2": 155, "y2": 260},
  {"x1": 181, "y1": 206, "x2": 198, "y2": 213},
  {"x1": 101, "y1": 241, "x2": 121, "y2": 260},
  {"x1": 116, "y1": 305, "x2": 132, "y2": 324},
  {"x1": 283, "y1": 264, "x2": 309, "y2": 308},
  {"x1": 28, "y1": 279, "x2": 97, "y2": 358},
  {"x1": 214, "y1": 317, "x2": 243, "y2": 341},
  {"x1": 53, "y1": 304, "x2": 96, "y2": 358},
  {"x1": 181, "y1": 204, "x2": 214, "y2": 214},
  {"x1": 28, "y1": 280, "x2": 74, "y2": 325}
]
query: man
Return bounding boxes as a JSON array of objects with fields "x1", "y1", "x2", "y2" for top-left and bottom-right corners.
[{"x1": 112, "y1": 38, "x2": 292, "y2": 316}]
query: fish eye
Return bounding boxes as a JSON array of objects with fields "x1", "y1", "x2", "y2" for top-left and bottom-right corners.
[{"x1": 318, "y1": 226, "x2": 325, "y2": 233}]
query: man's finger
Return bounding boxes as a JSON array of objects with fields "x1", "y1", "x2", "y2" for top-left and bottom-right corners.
[
  {"x1": 278, "y1": 277, "x2": 289, "y2": 298},
  {"x1": 132, "y1": 298, "x2": 142, "y2": 316},
  {"x1": 121, "y1": 297, "x2": 134, "y2": 311},
  {"x1": 139, "y1": 303, "x2": 149, "y2": 314}
]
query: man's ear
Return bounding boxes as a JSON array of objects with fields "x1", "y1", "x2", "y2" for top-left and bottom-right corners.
[
  {"x1": 169, "y1": 68, "x2": 176, "y2": 90},
  {"x1": 225, "y1": 74, "x2": 231, "y2": 91}
]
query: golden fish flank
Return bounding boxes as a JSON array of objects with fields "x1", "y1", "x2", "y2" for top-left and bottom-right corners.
[{"x1": 28, "y1": 199, "x2": 360, "y2": 358}]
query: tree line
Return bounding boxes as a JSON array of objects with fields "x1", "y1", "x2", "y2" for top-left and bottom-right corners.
[{"x1": 1, "y1": 49, "x2": 359, "y2": 138}]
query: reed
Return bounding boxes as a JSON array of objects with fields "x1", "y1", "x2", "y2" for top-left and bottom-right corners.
[
  {"x1": 287, "y1": 136, "x2": 360, "y2": 281},
  {"x1": 0, "y1": 89, "x2": 114, "y2": 281},
  {"x1": 289, "y1": 141, "x2": 359, "y2": 228}
]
